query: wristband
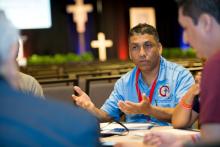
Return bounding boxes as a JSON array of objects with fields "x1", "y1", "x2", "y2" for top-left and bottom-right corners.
[{"x1": 180, "y1": 99, "x2": 192, "y2": 109}]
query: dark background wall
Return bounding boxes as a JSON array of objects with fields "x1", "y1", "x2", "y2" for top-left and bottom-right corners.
[{"x1": 21, "y1": 0, "x2": 180, "y2": 60}]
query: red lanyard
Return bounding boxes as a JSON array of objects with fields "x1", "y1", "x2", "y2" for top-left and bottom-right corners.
[{"x1": 135, "y1": 68, "x2": 158, "y2": 103}]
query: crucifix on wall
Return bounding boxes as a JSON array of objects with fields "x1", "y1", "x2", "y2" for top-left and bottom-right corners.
[
  {"x1": 66, "y1": 0, "x2": 93, "y2": 54},
  {"x1": 91, "y1": 32, "x2": 113, "y2": 62}
]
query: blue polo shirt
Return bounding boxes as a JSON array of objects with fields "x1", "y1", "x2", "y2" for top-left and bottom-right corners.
[{"x1": 101, "y1": 57, "x2": 195, "y2": 126}]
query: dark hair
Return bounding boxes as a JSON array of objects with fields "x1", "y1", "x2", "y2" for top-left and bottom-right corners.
[
  {"x1": 129, "y1": 23, "x2": 160, "y2": 42},
  {"x1": 176, "y1": 0, "x2": 220, "y2": 25}
]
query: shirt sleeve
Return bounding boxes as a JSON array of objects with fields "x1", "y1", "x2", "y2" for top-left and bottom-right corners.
[
  {"x1": 32, "y1": 78, "x2": 45, "y2": 98},
  {"x1": 101, "y1": 78, "x2": 124, "y2": 121},
  {"x1": 175, "y1": 69, "x2": 195, "y2": 105}
]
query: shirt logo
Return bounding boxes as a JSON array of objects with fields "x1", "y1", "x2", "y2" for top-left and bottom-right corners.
[{"x1": 159, "y1": 85, "x2": 170, "y2": 98}]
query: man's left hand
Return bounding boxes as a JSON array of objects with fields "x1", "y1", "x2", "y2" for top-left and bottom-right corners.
[{"x1": 118, "y1": 93, "x2": 152, "y2": 115}]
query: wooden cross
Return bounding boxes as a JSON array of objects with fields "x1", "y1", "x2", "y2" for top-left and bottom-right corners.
[
  {"x1": 66, "y1": 0, "x2": 93, "y2": 54},
  {"x1": 66, "y1": 0, "x2": 93, "y2": 33},
  {"x1": 91, "y1": 32, "x2": 113, "y2": 61}
]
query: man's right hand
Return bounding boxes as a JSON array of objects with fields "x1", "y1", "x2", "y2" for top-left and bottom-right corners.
[
  {"x1": 72, "y1": 86, "x2": 95, "y2": 110},
  {"x1": 72, "y1": 86, "x2": 112, "y2": 121}
]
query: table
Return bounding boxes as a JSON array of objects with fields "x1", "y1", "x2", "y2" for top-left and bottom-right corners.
[{"x1": 100, "y1": 123, "x2": 200, "y2": 146}]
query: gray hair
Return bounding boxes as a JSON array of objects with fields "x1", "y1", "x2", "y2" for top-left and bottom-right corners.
[{"x1": 0, "y1": 10, "x2": 20, "y2": 64}]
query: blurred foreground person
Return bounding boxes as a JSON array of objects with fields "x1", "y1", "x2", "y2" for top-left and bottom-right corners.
[
  {"x1": 142, "y1": 0, "x2": 220, "y2": 146},
  {"x1": 0, "y1": 10, "x2": 100, "y2": 147},
  {"x1": 177, "y1": 0, "x2": 220, "y2": 143}
]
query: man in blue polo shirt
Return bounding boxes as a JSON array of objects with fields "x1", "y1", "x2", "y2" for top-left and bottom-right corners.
[{"x1": 73, "y1": 23, "x2": 194, "y2": 126}]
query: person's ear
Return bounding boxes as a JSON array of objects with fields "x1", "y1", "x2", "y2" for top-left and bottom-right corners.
[
  {"x1": 129, "y1": 52, "x2": 132, "y2": 60},
  {"x1": 198, "y1": 14, "x2": 212, "y2": 34},
  {"x1": 158, "y1": 43, "x2": 163, "y2": 55}
]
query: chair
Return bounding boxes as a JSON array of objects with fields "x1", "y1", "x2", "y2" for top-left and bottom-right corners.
[
  {"x1": 85, "y1": 75, "x2": 121, "y2": 108},
  {"x1": 40, "y1": 78, "x2": 77, "y2": 104}
]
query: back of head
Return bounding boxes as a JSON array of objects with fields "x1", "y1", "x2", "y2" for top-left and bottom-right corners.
[
  {"x1": 0, "y1": 10, "x2": 19, "y2": 65},
  {"x1": 129, "y1": 23, "x2": 160, "y2": 43},
  {"x1": 175, "y1": 0, "x2": 220, "y2": 25}
]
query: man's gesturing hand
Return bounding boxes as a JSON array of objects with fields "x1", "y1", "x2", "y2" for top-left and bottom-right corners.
[
  {"x1": 72, "y1": 86, "x2": 94, "y2": 110},
  {"x1": 118, "y1": 93, "x2": 152, "y2": 115}
]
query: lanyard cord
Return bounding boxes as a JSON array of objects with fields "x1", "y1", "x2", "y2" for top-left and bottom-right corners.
[{"x1": 135, "y1": 68, "x2": 158, "y2": 103}]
